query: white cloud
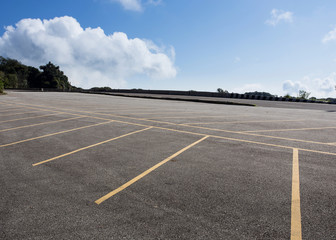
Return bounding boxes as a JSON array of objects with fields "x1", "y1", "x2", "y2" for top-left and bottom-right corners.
[
  {"x1": 265, "y1": 9, "x2": 293, "y2": 26},
  {"x1": 282, "y1": 73, "x2": 336, "y2": 98},
  {"x1": 234, "y1": 57, "x2": 241, "y2": 63},
  {"x1": 322, "y1": 27, "x2": 336, "y2": 43},
  {"x1": 111, "y1": 0, "x2": 142, "y2": 11},
  {"x1": 282, "y1": 80, "x2": 307, "y2": 95},
  {"x1": 110, "y1": 0, "x2": 162, "y2": 11},
  {"x1": 0, "y1": 16, "x2": 177, "y2": 89},
  {"x1": 147, "y1": 0, "x2": 162, "y2": 6}
]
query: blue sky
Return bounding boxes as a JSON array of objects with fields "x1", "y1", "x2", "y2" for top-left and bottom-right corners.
[{"x1": 1, "y1": 0, "x2": 336, "y2": 97}]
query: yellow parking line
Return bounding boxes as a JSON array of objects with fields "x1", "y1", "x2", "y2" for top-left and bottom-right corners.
[
  {"x1": 154, "y1": 125, "x2": 336, "y2": 156},
  {"x1": 183, "y1": 119, "x2": 304, "y2": 125},
  {"x1": 242, "y1": 126, "x2": 336, "y2": 133},
  {"x1": 95, "y1": 135, "x2": 209, "y2": 204},
  {"x1": 0, "y1": 120, "x2": 114, "y2": 148},
  {"x1": 291, "y1": 148, "x2": 302, "y2": 240},
  {"x1": 0, "y1": 107, "x2": 26, "y2": 113},
  {"x1": 95, "y1": 108, "x2": 170, "y2": 113},
  {"x1": 120, "y1": 111, "x2": 202, "y2": 116},
  {"x1": 147, "y1": 115, "x2": 228, "y2": 119},
  {"x1": 0, "y1": 116, "x2": 84, "y2": 132},
  {"x1": 5, "y1": 101, "x2": 336, "y2": 154},
  {"x1": 32, "y1": 127, "x2": 153, "y2": 166},
  {"x1": 0, "y1": 113, "x2": 61, "y2": 124},
  {"x1": 0, "y1": 102, "x2": 15, "y2": 106},
  {"x1": 0, "y1": 110, "x2": 43, "y2": 117}
]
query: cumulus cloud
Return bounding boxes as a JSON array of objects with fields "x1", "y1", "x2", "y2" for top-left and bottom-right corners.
[
  {"x1": 282, "y1": 80, "x2": 307, "y2": 95},
  {"x1": 322, "y1": 27, "x2": 336, "y2": 43},
  {"x1": 265, "y1": 9, "x2": 293, "y2": 26},
  {"x1": 282, "y1": 73, "x2": 336, "y2": 98},
  {"x1": 0, "y1": 16, "x2": 177, "y2": 88}
]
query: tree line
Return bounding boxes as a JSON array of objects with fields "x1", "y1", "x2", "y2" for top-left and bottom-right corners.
[{"x1": 0, "y1": 56, "x2": 72, "y2": 93}]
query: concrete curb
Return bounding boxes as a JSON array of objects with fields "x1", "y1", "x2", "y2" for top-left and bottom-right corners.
[{"x1": 84, "y1": 92, "x2": 256, "y2": 107}]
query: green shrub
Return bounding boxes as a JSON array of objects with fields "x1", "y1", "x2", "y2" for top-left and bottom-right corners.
[
  {"x1": 0, "y1": 71, "x2": 4, "y2": 93},
  {"x1": 0, "y1": 79, "x2": 4, "y2": 93}
]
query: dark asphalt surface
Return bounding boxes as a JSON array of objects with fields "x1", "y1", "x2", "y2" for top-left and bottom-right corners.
[
  {"x1": 101, "y1": 92, "x2": 336, "y2": 111},
  {"x1": 0, "y1": 91, "x2": 335, "y2": 239}
]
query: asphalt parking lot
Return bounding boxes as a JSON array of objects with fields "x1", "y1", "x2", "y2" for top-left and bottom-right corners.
[{"x1": 0, "y1": 91, "x2": 335, "y2": 239}]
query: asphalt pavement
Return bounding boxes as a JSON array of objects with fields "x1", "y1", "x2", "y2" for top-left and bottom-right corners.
[{"x1": 0, "y1": 91, "x2": 335, "y2": 239}]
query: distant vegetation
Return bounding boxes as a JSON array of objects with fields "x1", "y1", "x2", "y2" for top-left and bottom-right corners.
[
  {"x1": 90, "y1": 86, "x2": 112, "y2": 91},
  {"x1": 244, "y1": 91, "x2": 275, "y2": 97},
  {"x1": 0, "y1": 56, "x2": 72, "y2": 91}
]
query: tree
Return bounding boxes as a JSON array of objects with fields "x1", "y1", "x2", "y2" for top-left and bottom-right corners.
[
  {"x1": 298, "y1": 90, "x2": 310, "y2": 99},
  {"x1": 217, "y1": 88, "x2": 229, "y2": 94},
  {"x1": 38, "y1": 62, "x2": 71, "y2": 90},
  {"x1": 244, "y1": 91, "x2": 275, "y2": 97},
  {"x1": 0, "y1": 71, "x2": 4, "y2": 93}
]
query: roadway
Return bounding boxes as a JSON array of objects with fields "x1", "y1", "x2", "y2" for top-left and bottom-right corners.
[{"x1": 0, "y1": 91, "x2": 335, "y2": 239}]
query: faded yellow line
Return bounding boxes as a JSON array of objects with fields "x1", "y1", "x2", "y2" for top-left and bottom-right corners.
[
  {"x1": 0, "y1": 107, "x2": 26, "y2": 113},
  {"x1": 0, "y1": 116, "x2": 84, "y2": 132},
  {"x1": 0, "y1": 113, "x2": 61, "y2": 124},
  {"x1": 119, "y1": 111, "x2": 202, "y2": 116},
  {"x1": 94, "y1": 108, "x2": 173, "y2": 113},
  {"x1": 154, "y1": 125, "x2": 336, "y2": 156},
  {"x1": 0, "y1": 110, "x2": 43, "y2": 117},
  {"x1": 183, "y1": 119, "x2": 304, "y2": 125},
  {"x1": 0, "y1": 102, "x2": 15, "y2": 106},
  {"x1": 95, "y1": 135, "x2": 209, "y2": 204},
  {"x1": 6, "y1": 101, "x2": 336, "y2": 155},
  {"x1": 32, "y1": 127, "x2": 153, "y2": 166},
  {"x1": 291, "y1": 148, "x2": 302, "y2": 240},
  {"x1": 243, "y1": 126, "x2": 336, "y2": 133},
  {"x1": 0, "y1": 120, "x2": 114, "y2": 148},
  {"x1": 147, "y1": 115, "x2": 242, "y2": 120}
]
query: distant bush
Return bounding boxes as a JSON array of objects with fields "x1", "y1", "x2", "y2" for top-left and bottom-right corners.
[
  {"x1": 298, "y1": 90, "x2": 310, "y2": 99},
  {"x1": 0, "y1": 80, "x2": 4, "y2": 93},
  {"x1": 217, "y1": 88, "x2": 229, "y2": 94},
  {"x1": 90, "y1": 86, "x2": 112, "y2": 92},
  {"x1": 284, "y1": 94, "x2": 292, "y2": 99},
  {"x1": 244, "y1": 91, "x2": 275, "y2": 97},
  {"x1": 0, "y1": 71, "x2": 4, "y2": 93}
]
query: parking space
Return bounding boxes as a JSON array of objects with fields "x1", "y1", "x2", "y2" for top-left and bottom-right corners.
[{"x1": 1, "y1": 91, "x2": 335, "y2": 239}]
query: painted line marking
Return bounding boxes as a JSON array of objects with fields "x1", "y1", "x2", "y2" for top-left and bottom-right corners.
[
  {"x1": 0, "y1": 113, "x2": 61, "y2": 124},
  {"x1": 119, "y1": 111, "x2": 203, "y2": 116},
  {"x1": 0, "y1": 120, "x2": 114, "y2": 148},
  {"x1": 291, "y1": 148, "x2": 302, "y2": 240},
  {"x1": 94, "y1": 108, "x2": 177, "y2": 113},
  {"x1": 147, "y1": 115, "x2": 249, "y2": 120},
  {"x1": 0, "y1": 102, "x2": 16, "y2": 106},
  {"x1": 95, "y1": 135, "x2": 209, "y2": 204},
  {"x1": 6, "y1": 101, "x2": 336, "y2": 155},
  {"x1": 183, "y1": 119, "x2": 304, "y2": 125},
  {"x1": 243, "y1": 126, "x2": 336, "y2": 133},
  {"x1": 0, "y1": 116, "x2": 84, "y2": 132},
  {"x1": 0, "y1": 110, "x2": 43, "y2": 117},
  {"x1": 0, "y1": 107, "x2": 26, "y2": 113},
  {"x1": 32, "y1": 127, "x2": 153, "y2": 166}
]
